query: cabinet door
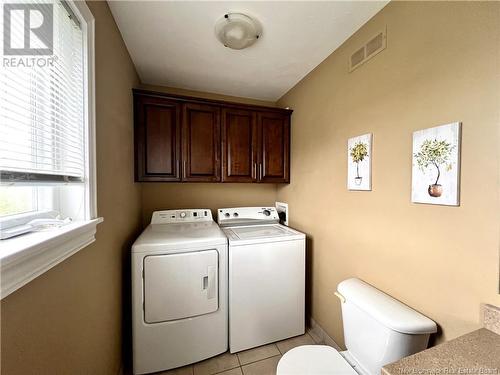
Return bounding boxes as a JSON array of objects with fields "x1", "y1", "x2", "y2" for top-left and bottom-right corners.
[
  {"x1": 135, "y1": 95, "x2": 181, "y2": 181},
  {"x1": 257, "y1": 112, "x2": 290, "y2": 183},
  {"x1": 182, "y1": 103, "x2": 221, "y2": 182},
  {"x1": 221, "y1": 109, "x2": 258, "y2": 182}
]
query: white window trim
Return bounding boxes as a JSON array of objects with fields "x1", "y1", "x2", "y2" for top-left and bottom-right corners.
[{"x1": 0, "y1": 1, "x2": 102, "y2": 300}]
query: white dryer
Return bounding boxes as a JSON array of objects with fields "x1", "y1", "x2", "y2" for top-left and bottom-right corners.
[
  {"x1": 132, "y1": 209, "x2": 228, "y2": 374},
  {"x1": 217, "y1": 207, "x2": 306, "y2": 353}
]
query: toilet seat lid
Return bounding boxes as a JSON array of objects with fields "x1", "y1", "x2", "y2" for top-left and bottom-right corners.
[{"x1": 277, "y1": 345, "x2": 358, "y2": 375}]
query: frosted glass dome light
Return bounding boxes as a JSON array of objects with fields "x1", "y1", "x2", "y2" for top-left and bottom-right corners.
[{"x1": 215, "y1": 13, "x2": 262, "y2": 50}]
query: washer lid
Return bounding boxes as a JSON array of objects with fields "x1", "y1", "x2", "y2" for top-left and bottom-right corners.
[
  {"x1": 132, "y1": 221, "x2": 227, "y2": 253},
  {"x1": 223, "y1": 224, "x2": 304, "y2": 245},
  {"x1": 277, "y1": 345, "x2": 357, "y2": 375}
]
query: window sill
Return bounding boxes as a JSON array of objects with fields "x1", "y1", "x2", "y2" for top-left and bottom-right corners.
[{"x1": 0, "y1": 218, "x2": 103, "y2": 299}]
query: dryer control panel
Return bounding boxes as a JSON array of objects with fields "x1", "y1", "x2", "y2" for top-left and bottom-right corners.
[
  {"x1": 151, "y1": 209, "x2": 212, "y2": 224},
  {"x1": 217, "y1": 207, "x2": 279, "y2": 227}
]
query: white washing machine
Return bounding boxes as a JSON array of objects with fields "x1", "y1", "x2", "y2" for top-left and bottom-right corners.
[
  {"x1": 217, "y1": 207, "x2": 306, "y2": 353},
  {"x1": 132, "y1": 209, "x2": 228, "y2": 374}
]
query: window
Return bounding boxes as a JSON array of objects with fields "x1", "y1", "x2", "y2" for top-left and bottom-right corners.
[
  {"x1": 0, "y1": 1, "x2": 100, "y2": 299},
  {"x1": 1, "y1": 0, "x2": 87, "y2": 217}
]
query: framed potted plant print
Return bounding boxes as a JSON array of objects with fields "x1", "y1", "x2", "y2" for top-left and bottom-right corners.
[
  {"x1": 411, "y1": 122, "x2": 461, "y2": 206},
  {"x1": 348, "y1": 133, "x2": 372, "y2": 191}
]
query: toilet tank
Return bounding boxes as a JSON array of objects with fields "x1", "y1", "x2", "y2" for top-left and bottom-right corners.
[{"x1": 337, "y1": 278, "x2": 437, "y2": 375}]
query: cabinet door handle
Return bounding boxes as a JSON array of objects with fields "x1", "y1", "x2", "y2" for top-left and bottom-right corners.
[{"x1": 253, "y1": 163, "x2": 257, "y2": 180}]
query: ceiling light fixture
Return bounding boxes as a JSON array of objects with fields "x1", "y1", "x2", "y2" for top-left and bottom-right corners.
[{"x1": 215, "y1": 13, "x2": 262, "y2": 50}]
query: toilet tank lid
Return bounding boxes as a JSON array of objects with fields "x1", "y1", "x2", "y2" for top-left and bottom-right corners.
[{"x1": 337, "y1": 278, "x2": 437, "y2": 335}]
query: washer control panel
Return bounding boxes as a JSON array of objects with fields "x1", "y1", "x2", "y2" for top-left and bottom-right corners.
[
  {"x1": 151, "y1": 209, "x2": 212, "y2": 224},
  {"x1": 217, "y1": 207, "x2": 279, "y2": 226}
]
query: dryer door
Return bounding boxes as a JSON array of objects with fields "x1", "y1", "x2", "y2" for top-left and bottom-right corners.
[{"x1": 143, "y1": 250, "x2": 218, "y2": 323}]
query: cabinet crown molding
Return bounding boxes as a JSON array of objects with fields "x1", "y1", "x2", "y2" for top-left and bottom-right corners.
[{"x1": 133, "y1": 89, "x2": 293, "y2": 114}]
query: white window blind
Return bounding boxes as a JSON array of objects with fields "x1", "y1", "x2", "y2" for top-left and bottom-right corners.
[{"x1": 0, "y1": 1, "x2": 85, "y2": 182}]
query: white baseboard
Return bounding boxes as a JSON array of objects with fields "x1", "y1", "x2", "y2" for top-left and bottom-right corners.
[{"x1": 307, "y1": 317, "x2": 342, "y2": 351}]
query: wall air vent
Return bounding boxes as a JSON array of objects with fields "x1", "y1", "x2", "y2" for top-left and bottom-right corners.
[
  {"x1": 351, "y1": 47, "x2": 365, "y2": 69},
  {"x1": 349, "y1": 28, "x2": 387, "y2": 72}
]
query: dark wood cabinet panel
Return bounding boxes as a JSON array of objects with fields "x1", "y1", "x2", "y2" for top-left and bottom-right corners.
[
  {"x1": 222, "y1": 109, "x2": 257, "y2": 182},
  {"x1": 135, "y1": 96, "x2": 181, "y2": 181},
  {"x1": 182, "y1": 103, "x2": 221, "y2": 182},
  {"x1": 134, "y1": 89, "x2": 291, "y2": 183},
  {"x1": 257, "y1": 112, "x2": 290, "y2": 183}
]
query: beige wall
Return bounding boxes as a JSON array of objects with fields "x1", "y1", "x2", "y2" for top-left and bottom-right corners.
[
  {"x1": 141, "y1": 183, "x2": 277, "y2": 226},
  {"x1": 1, "y1": 2, "x2": 142, "y2": 374},
  {"x1": 277, "y1": 1, "x2": 500, "y2": 347},
  {"x1": 138, "y1": 85, "x2": 280, "y2": 226}
]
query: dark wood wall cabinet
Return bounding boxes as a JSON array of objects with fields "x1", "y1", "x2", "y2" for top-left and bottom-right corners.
[{"x1": 134, "y1": 89, "x2": 292, "y2": 183}]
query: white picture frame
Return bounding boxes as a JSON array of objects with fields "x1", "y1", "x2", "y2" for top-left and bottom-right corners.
[
  {"x1": 347, "y1": 133, "x2": 372, "y2": 191},
  {"x1": 411, "y1": 122, "x2": 461, "y2": 206}
]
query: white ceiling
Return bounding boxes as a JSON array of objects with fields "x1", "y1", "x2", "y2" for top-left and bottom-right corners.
[{"x1": 108, "y1": 1, "x2": 389, "y2": 101}]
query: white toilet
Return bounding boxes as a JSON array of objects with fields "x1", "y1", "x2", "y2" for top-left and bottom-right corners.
[{"x1": 277, "y1": 278, "x2": 437, "y2": 375}]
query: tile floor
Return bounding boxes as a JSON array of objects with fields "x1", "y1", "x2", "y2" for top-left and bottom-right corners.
[{"x1": 157, "y1": 332, "x2": 325, "y2": 375}]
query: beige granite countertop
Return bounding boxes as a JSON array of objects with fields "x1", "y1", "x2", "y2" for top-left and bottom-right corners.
[
  {"x1": 484, "y1": 305, "x2": 500, "y2": 335},
  {"x1": 382, "y1": 328, "x2": 500, "y2": 375}
]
